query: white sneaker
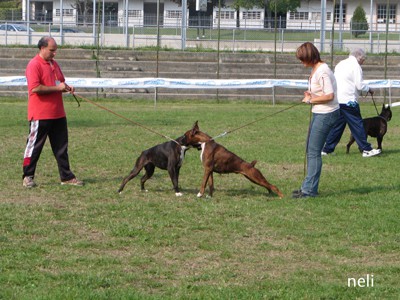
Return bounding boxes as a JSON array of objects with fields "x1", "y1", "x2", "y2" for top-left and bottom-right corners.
[
  {"x1": 23, "y1": 176, "x2": 37, "y2": 188},
  {"x1": 362, "y1": 149, "x2": 381, "y2": 158},
  {"x1": 61, "y1": 177, "x2": 84, "y2": 186},
  {"x1": 321, "y1": 151, "x2": 335, "y2": 156}
]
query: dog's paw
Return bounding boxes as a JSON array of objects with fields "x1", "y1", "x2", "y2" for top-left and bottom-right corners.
[
  {"x1": 175, "y1": 192, "x2": 183, "y2": 197},
  {"x1": 197, "y1": 192, "x2": 203, "y2": 198}
]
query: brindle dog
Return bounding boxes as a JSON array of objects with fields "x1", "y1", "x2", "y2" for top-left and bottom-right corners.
[
  {"x1": 182, "y1": 121, "x2": 283, "y2": 199},
  {"x1": 118, "y1": 136, "x2": 189, "y2": 196}
]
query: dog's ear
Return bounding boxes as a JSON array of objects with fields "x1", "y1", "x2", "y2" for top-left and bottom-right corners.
[{"x1": 191, "y1": 121, "x2": 199, "y2": 135}]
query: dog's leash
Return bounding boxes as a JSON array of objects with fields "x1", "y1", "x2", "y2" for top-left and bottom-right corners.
[
  {"x1": 209, "y1": 100, "x2": 309, "y2": 179},
  {"x1": 362, "y1": 92, "x2": 380, "y2": 116},
  {"x1": 71, "y1": 93, "x2": 81, "y2": 107},
  {"x1": 72, "y1": 92, "x2": 180, "y2": 145},
  {"x1": 64, "y1": 83, "x2": 81, "y2": 107},
  {"x1": 371, "y1": 94, "x2": 380, "y2": 116},
  {"x1": 210, "y1": 101, "x2": 304, "y2": 141}
]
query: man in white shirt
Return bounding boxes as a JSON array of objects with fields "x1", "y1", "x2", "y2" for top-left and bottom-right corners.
[{"x1": 322, "y1": 48, "x2": 381, "y2": 158}]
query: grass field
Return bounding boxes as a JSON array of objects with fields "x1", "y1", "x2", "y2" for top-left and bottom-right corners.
[{"x1": 1, "y1": 97, "x2": 399, "y2": 299}]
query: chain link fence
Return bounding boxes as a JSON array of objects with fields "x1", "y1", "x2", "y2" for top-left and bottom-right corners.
[{"x1": 1, "y1": 13, "x2": 400, "y2": 54}]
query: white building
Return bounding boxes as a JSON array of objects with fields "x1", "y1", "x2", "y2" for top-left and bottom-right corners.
[
  {"x1": 290, "y1": 0, "x2": 398, "y2": 31},
  {"x1": 22, "y1": 0, "x2": 398, "y2": 31}
]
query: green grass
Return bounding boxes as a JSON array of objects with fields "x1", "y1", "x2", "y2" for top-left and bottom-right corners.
[{"x1": 1, "y1": 97, "x2": 399, "y2": 299}]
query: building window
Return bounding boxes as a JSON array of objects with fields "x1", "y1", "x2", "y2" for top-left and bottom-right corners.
[
  {"x1": 289, "y1": 11, "x2": 309, "y2": 20},
  {"x1": 334, "y1": 4, "x2": 346, "y2": 23},
  {"x1": 310, "y1": 12, "x2": 331, "y2": 21},
  {"x1": 128, "y1": 10, "x2": 141, "y2": 18},
  {"x1": 55, "y1": 9, "x2": 74, "y2": 17},
  {"x1": 216, "y1": 11, "x2": 235, "y2": 19},
  {"x1": 377, "y1": 4, "x2": 396, "y2": 23},
  {"x1": 165, "y1": 10, "x2": 182, "y2": 19},
  {"x1": 242, "y1": 11, "x2": 261, "y2": 20}
]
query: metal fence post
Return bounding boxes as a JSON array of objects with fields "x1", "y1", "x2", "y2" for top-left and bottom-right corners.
[
  {"x1": 181, "y1": 0, "x2": 187, "y2": 50},
  {"x1": 233, "y1": 29, "x2": 236, "y2": 53},
  {"x1": 132, "y1": 25, "x2": 135, "y2": 49}
]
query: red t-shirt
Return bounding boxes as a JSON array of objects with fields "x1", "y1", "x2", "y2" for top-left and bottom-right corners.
[{"x1": 25, "y1": 55, "x2": 66, "y2": 120}]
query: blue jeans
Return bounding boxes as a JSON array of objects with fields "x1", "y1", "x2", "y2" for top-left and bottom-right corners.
[
  {"x1": 301, "y1": 109, "x2": 340, "y2": 196},
  {"x1": 323, "y1": 103, "x2": 372, "y2": 153}
]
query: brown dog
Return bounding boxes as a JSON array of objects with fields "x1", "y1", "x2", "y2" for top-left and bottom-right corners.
[{"x1": 182, "y1": 121, "x2": 283, "y2": 198}]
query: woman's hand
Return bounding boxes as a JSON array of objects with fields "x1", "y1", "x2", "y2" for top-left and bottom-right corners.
[
  {"x1": 302, "y1": 91, "x2": 312, "y2": 103},
  {"x1": 304, "y1": 92, "x2": 335, "y2": 104}
]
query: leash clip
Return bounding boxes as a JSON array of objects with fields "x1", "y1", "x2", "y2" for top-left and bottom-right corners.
[{"x1": 213, "y1": 131, "x2": 228, "y2": 140}]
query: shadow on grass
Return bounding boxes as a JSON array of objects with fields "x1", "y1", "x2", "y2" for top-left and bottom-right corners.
[
  {"x1": 379, "y1": 149, "x2": 400, "y2": 155},
  {"x1": 322, "y1": 184, "x2": 400, "y2": 197}
]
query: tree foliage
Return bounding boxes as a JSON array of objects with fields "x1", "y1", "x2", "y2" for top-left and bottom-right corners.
[
  {"x1": 266, "y1": 0, "x2": 301, "y2": 14},
  {"x1": 170, "y1": 0, "x2": 224, "y2": 8},
  {"x1": 231, "y1": 0, "x2": 263, "y2": 11},
  {"x1": 0, "y1": 0, "x2": 21, "y2": 9},
  {"x1": 351, "y1": 5, "x2": 369, "y2": 38},
  {"x1": 0, "y1": 0, "x2": 21, "y2": 19},
  {"x1": 230, "y1": 0, "x2": 300, "y2": 13}
]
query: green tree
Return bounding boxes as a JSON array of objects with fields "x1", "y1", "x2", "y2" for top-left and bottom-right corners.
[
  {"x1": 172, "y1": 0, "x2": 299, "y2": 28},
  {"x1": 171, "y1": 0, "x2": 224, "y2": 8},
  {"x1": 232, "y1": 0, "x2": 301, "y2": 27},
  {"x1": 0, "y1": 0, "x2": 21, "y2": 20},
  {"x1": 231, "y1": 0, "x2": 262, "y2": 28},
  {"x1": 0, "y1": 0, "x2": 21, "y2": 8},
  {"x1": 351, "y1": 5, "x2": 369, "y2": 38},
  {"x1": 265, "y1": 0, "x2": 301, "y2": 28},
  {"x1": 231, "y1": 0, "x2": 300, "y2": 13},
  {"x1": 265, "y1": 0, "x2": 301, "y2": 14},
  {"x1": 231, "y1": 0, "x2": 300, "y2": 28}
]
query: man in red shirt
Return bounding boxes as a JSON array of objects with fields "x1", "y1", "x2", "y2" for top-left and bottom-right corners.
[{"x1": 23, "y1": 36, "x2": 83, "y2": 188}]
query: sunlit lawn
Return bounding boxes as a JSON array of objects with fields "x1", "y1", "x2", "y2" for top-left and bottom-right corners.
[{"x1": 1, "y1": 98, "x2": 399, "y2": 299}]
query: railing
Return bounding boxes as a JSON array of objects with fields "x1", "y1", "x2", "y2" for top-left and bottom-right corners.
[{"x1": 1, "y1": 76, "x2": 399, "y2": 105}]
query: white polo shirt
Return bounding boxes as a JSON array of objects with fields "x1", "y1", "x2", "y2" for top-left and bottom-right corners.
[{"x1": 334, "y1": 55, "x2": 369, "y2": 105}]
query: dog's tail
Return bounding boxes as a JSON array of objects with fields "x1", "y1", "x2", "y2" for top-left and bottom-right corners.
[{"x1": 250, "y1": 160, "x2": 257, "y2": 167}]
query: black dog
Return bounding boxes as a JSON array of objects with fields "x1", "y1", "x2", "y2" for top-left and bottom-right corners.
[
  {"x1": 347, "y1": 104, "x2": 392, "y2": 153},
  {"x1": 118, "y1": 136, "x2": 189, "y2": 196}
]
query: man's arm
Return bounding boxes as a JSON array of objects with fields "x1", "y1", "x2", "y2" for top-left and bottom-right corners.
[{"x1": 32, "y1": 82, "x2": 70, "y2": 94}]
